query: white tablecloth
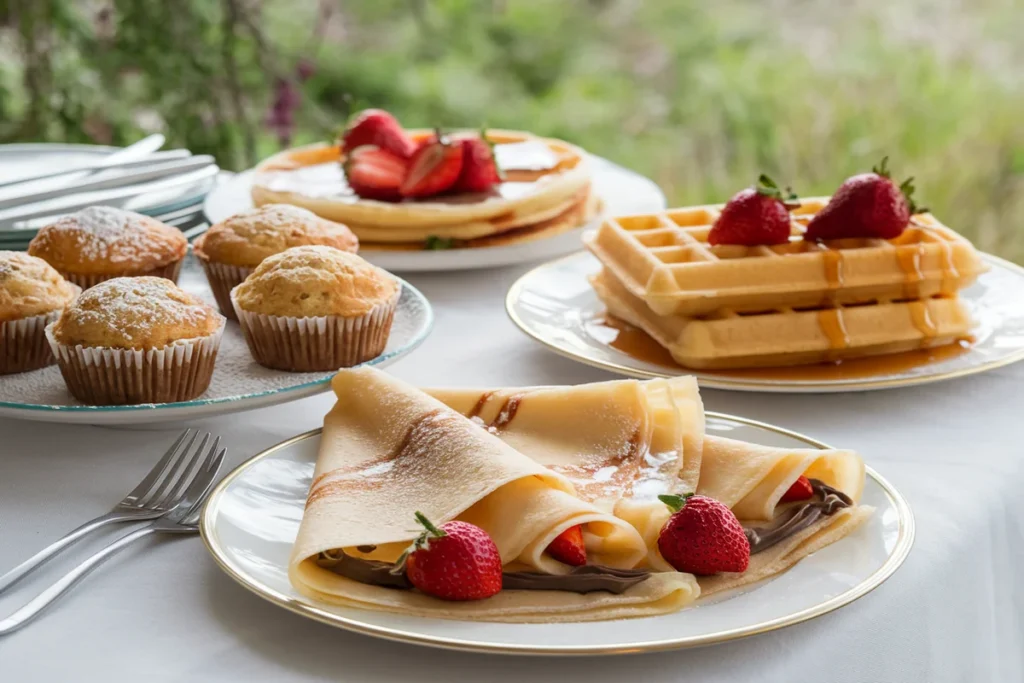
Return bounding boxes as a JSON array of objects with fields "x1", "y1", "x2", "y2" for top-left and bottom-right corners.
[{"x1": 2, "y1": 264, "x2": 1023, "y2": 682}]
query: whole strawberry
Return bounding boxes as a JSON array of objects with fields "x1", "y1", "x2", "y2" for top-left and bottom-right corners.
[
  {"x1": 342, "y1": 109, "x2": 417, "y2": 159},
  {"x1": 400, "y1": 130, "x2": 464, "y2": 198},
  {"x1": 452, "y1": 130, "x2": 503, "y2": 193},
  {"x1": 708, "y1": 175, "x2": 799, "y2": 246},
  {"x1": 546, "y1": 524, "x2": 587, "y2": 566},
  {"x1": 779, "y1": 475, "x2": 814, "y2": 503},
  {"x1": 400, "y1": 512, "x2": 503, "y2": 601},
  {"x1": 657, "y1": 494, "x2": 750, "y2": 575},
  {"x1": 804, "y1": 157, "x2": 923, "y2": 241}
]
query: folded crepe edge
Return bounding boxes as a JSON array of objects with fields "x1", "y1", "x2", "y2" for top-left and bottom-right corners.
[{"x1": 700, "y1": 435, "x2": 865, "y2": 521}]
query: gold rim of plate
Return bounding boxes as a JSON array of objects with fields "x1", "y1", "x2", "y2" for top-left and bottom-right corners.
[
  {"x1": 199, "y1": 415, "x2": 915, "y2": 656},
  {"x1": 505, "y1": 251, "x2": 1024, "y2": 392}
]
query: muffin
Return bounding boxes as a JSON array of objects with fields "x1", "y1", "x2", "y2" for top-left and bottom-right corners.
[
  {"x1": 193, "y1": 204, "x2": 359, "y2": 320},
  {"x1": 28, "y1": 206, "x2": 188, "y2": 289},
  {"x1": 0, "y1": 251, "x2": 80, "y2": 374},
  {"x1": 46, "y1": 277, "x2": 225, "y2": 405},
  {"x1": 231, "y1": 245, "x2": 398, "y2": 371}
]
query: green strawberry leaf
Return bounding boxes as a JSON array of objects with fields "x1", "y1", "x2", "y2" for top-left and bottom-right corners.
[
  {"x1": 872, "y1": 156, "x2": 891, "y2": 178},
  {"x1": 658, "y1": 493, "x2": 694, "y2": 513},
  {"x1": 391, "y1": 511, "x2": 447, "y2": 575},
  {"x1": 755, "y1": 174, "x2": 799, "y2": 206},
  {"x1": 755, "y1": 174, "x2": 800, "y2": 209},
  {"x1": 414, "y1": 511, "x2": 447, "y2": 538},
  {"x1": 899, "y1": 176, "x2": 927, "y2": 215}
]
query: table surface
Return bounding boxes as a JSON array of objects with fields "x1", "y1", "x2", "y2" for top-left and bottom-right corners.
[{"x1": 2, "y1": 262, "x2": 1023, "y2": 682}]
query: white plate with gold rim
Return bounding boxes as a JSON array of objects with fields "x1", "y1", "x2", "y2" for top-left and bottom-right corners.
[
  {"x1": 505, "y1": 251, "x2": 1024, "y2": 393},
  {"x1": 0, "y1": 256, "x2": 433, "y2": 425},
  {"x1": 199, "y1": 414, "x2": 912, "y2": 656},
  {"x1": 203, "y1": 156, "x2": 665, "y2": 273}
]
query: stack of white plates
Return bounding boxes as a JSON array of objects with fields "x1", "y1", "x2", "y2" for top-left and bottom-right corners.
[{"x1": 0, "y1": 138, "x2": 220, "y2": 250}]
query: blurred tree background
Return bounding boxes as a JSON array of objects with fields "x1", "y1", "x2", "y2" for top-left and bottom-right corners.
[{"x1": 1, "y1": 0, "x2": 1023, "y2": 258}]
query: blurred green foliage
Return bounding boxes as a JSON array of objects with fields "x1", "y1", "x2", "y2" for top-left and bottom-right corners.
[{"x1": 2, "y1": 0, "x2": 1023, "y2": 258}]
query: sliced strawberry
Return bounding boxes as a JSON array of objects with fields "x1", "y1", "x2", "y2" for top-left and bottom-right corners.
[
  {"x1": 452, "y1": 131, "x2": 502, "y2": 193},
  {"x1": 779, "y1": 475, "x2": 815, "y2": 503},
  {"x1": 342, "y1": 109, "x2": 416, "y2": 159},
  {"x1": 546, "y1": 525, "x2": 587, "y2": 566},
  {"x1": 343, "y1": 145, "x2": 408, "y2": 202},
  {"x1": 402, "y1": 513, "x2": 503, "y2": 601},
  {"x1": 400, "y1": 131, "x2": 464, "y2": 198}
]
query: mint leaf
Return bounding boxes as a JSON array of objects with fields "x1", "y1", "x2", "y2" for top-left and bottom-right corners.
[{"x1": 425, "y1": 236, "x2": 456, "y2": 250}]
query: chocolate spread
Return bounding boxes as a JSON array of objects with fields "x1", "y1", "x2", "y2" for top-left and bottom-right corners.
[
  {"x1": 317, "y1": 552, "x2": 651, "y2": 595},
  {"x1": 744, "y1": 479, "x2": 853, "y2": 554},
  {"x1": 316, "y1": 551, "x2": 413, "y2": 589},
  {"x1": 502, "y1": 565, "x2": 650, "y2": 594}
]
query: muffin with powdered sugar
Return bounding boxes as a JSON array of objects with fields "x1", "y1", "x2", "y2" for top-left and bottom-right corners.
[
  {"x1": 47, "y1": 277, "x2": 225, "y2": 405},
  {"x1": 28, "y1": 206, "x2": 187, "y2": 289},
  {"x1": 0, "y1": 251, "x2": 80, "y2": 374},
  {"x1": 231, "y1": 245, "x2": 397, "y2": 371}
]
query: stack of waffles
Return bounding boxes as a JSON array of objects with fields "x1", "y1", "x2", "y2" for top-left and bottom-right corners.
[
  {"x1": 252, "y1": 130, "x2": 600, "y2": 250},
  {"x1": 585, "y1": 198, "x2": 988, "y2": 369}
]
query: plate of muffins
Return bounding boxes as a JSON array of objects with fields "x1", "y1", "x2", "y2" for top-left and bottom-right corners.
[{"x1": 0, "y1": 204, "x2": 433, "y2": 425}]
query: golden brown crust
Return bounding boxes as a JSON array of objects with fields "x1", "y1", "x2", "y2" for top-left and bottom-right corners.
[
  {"x1": 232, "y1": 245, "x2": 398, "y2": 318},
  {"x1": 52, "y1": 276, "x2": 224, "y2": 349},
  {"x1": 194, "y1": 204, "x2": 358, "y2": 268},
  {"x1": 0, "y1": 251, "x2": 79, "y2": 322},
  {"x1": 28, "y1": 207, "x2": 187, "y2": 276}
]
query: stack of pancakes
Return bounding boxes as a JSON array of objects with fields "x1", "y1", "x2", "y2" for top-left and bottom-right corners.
[
  {"x1": 585, "y1": 198, "x2": 988, "y2": 369},
  {"x1": 251, "y1": 130, "x2": 600, "y2": 250}
]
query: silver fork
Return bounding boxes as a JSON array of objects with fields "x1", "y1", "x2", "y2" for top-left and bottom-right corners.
[
  {"x1": 0, "y1": 444, "x2": 225, "y2": 635},
  {"x1": 0, "y1": 429, "x2": 218, "y2": 594}
]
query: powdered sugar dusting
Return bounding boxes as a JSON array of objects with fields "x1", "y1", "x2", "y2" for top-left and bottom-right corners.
[
  {"x1": 38, "y1": 207, "x2": 172, "y2": 265},
  {"x1": 227, "y1": 204, "x2": 322, "y2": 232},
  {"x1": 0, "y1": 256, "x2": 429, "y2": 409},
  {"x1": 57, "y1": 277, "x2": 217, "y2": 345}
]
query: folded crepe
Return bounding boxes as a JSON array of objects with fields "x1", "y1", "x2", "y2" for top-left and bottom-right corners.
[
  {"x1": 694, "y1": 435, "x2": 873, "y2": 596},
  {"x1": 429, "y1": 376, "x2": 704, "y2": 570},
  {"x1": 698, "y1": 435, "x2": 866, "y2": 521},
  {"x1": 289, "y1": 367, "x2": 699, "y2": 623}
]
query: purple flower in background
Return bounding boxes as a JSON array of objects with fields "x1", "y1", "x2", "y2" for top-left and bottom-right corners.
[
  {"x1": 296, "y1": 58, "x2": 316, "y2": 82},
  {"x1": 266, "y1": 77, "x2": 300, "y2": 147}
]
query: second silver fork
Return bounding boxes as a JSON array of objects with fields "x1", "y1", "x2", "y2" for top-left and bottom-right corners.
[{"x1": 0, "y1": 429, "x2": 219, "y2": 593}]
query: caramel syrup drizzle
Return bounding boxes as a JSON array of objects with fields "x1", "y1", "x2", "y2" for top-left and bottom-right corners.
[{"x1": 600, "y1": 315, "x2": 972, "y2": 382}]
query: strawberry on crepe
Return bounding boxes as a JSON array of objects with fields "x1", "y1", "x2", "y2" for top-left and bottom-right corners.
[
  {"x1": 428, "y1": 377, "x2": 705, "y2": 570},
  {"x1": 690, "y1": 435, "x2": 872, "y2": 596},
  {"x1": 289, "y1": 368, "x2": 698, "y2": 623}
]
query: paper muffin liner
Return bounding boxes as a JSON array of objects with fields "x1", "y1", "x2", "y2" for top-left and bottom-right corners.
[
  {"x1": 231, "y1": 287, "x2": 400, "y2": 372},
  {"x1": 194, "y1": 251, "x2": 253, "y2": 322},
  {"x1": 57, "y1": 257, "x2": 184, "y2": 290},
  {"x1": 45, "y1": 320, "x2": 224, "y2": 406},
  {"x1": 0, "y1": 310, "x2": 63, "y2": 375}
]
